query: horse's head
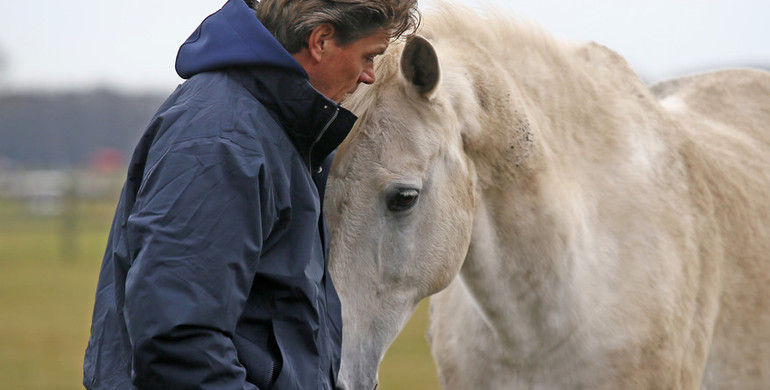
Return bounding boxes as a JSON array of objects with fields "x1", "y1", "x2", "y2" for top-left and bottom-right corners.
[{"x1": 325, "y1": 36, "x2": 477, "y2": 389}]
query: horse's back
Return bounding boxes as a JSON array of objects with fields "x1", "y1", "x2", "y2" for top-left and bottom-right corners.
[
  {"x1": 652, "y1": 69, "x2": 770, "y2": 144},
  {"x1": 654, "y1": 69, "x2": 770, "y2": 389}
]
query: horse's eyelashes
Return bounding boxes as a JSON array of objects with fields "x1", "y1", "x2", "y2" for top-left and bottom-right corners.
[{"x1": 387, "y1": 189, "x2": 420, "y2": 212}]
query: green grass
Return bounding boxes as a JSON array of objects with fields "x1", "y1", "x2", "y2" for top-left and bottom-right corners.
[
  {"x1": 0, "y1": 199, "x2": 111, "y2": 389},
  {"x1": 0, "y1": 198, "x2": 440, "y2": 389}
]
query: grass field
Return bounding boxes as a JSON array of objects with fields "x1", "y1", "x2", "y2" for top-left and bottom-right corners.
[{"x1": 0, "y1": 196, "x2": 440, "y2": 389}]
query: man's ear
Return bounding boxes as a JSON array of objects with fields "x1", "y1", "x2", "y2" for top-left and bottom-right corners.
[{"x1": 307, "y1": 23, "x2": 336, "y2": 62}]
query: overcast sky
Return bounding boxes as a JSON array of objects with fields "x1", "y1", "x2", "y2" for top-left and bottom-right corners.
[{"x1": 0, "y1": 0, "x2": 768, "y2": 93}]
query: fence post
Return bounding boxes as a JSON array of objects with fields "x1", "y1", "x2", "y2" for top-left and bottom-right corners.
[{"x1": 60, "y1": 170, "x2": 79, "y2": 262}]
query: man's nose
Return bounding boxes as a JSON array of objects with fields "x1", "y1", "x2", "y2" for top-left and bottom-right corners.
[{"x1": 359, "y1": 65, "x2": 376, "y2": 85}]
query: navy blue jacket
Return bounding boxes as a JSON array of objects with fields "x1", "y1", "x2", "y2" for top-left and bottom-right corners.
[{"x1": 83, "y1": 1, "x2": 355, "y2": 388}]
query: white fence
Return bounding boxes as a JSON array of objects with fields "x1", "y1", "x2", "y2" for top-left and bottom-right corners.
[{"x1": 0, "y1": 167, "x2": 123, "y2": 216}]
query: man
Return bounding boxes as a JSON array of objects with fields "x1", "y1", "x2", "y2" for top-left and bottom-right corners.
[{"x1": 82, "y1": 0, "x2": 419, "y2": 388}]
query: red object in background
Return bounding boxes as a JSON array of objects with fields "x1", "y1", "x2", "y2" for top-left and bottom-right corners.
[{"x1": 89, "y1": 148, "x2": 126, "y2": 173}]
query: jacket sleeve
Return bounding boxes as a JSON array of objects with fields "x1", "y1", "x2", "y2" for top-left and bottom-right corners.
[{"x1": 123, "y1": 136, "x2": 274, "y2": 390}]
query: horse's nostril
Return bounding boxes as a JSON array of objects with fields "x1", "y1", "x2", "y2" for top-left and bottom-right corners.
[{"x1": 372, "y1": 382, "x2": 378, "y2": 390}]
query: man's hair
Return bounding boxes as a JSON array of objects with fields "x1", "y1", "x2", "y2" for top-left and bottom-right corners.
[{"x1": 252, "y1": 0, "x2": 421, "y2": 54}]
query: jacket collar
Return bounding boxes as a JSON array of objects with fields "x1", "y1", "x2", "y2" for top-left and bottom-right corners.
[{"x1": 234, "y1": 67, "x2": 357, "y2": 171}]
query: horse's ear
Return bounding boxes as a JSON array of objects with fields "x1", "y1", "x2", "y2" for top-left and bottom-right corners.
[{"x1": 400, "y1": 35, "x2": 440, "y2": 98}]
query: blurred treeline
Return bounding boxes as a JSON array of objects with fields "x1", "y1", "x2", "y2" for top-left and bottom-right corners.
[{"x1": 0, "y1": 90, "x2": 166, "y2": 167}]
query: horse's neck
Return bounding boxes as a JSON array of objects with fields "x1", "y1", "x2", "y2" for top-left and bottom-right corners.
[
  {"x1": 522, "y1": 42, "x2": 662, "y2": 155},
  {"x1": 457, "y1": 41, "x2": 669, "y2": 357},
  {"x1": 459, "y1": 174, "x2": 583, "y2": 358}
]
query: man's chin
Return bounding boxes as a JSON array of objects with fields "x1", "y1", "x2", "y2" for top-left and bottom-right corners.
[{"x1": 335, "y1": 92, "x2": 355, "y2": 104}]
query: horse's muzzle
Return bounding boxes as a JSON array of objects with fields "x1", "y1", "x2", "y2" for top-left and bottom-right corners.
[{"x1": 336, "y1": 380, "x2": 378, "y2": 390}]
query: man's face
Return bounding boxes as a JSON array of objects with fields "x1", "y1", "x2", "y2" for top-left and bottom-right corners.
[{"x1": 310, "y1": 28, "x2": 390, "y2": 103}]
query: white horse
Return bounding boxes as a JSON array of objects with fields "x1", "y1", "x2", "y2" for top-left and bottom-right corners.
[{"x1": 325, "y1": 5, "x2": 770, "y2": 390}]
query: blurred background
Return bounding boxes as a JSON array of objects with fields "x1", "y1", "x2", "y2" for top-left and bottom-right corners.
[{"x1": 0, "y1": 0, "x2": 768, "y2": 389}]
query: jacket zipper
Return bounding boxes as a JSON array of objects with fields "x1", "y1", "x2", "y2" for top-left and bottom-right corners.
[{"x1": 308, "y1": 105, "x2": 340, "y2": 172}]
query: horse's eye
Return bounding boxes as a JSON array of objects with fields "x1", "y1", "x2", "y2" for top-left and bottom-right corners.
[{"x1": 387, "y1": 189, "x2": 420, "y2": 212}]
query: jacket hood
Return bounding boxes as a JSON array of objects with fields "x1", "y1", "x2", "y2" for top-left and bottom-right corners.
[{"x1": 176, "y1": 0, "x2": 306, "y2": 79}]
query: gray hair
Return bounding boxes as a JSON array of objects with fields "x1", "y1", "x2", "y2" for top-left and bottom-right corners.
[{"x1": 252, "y1": 0, "x2": 421, "y2": 53}]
